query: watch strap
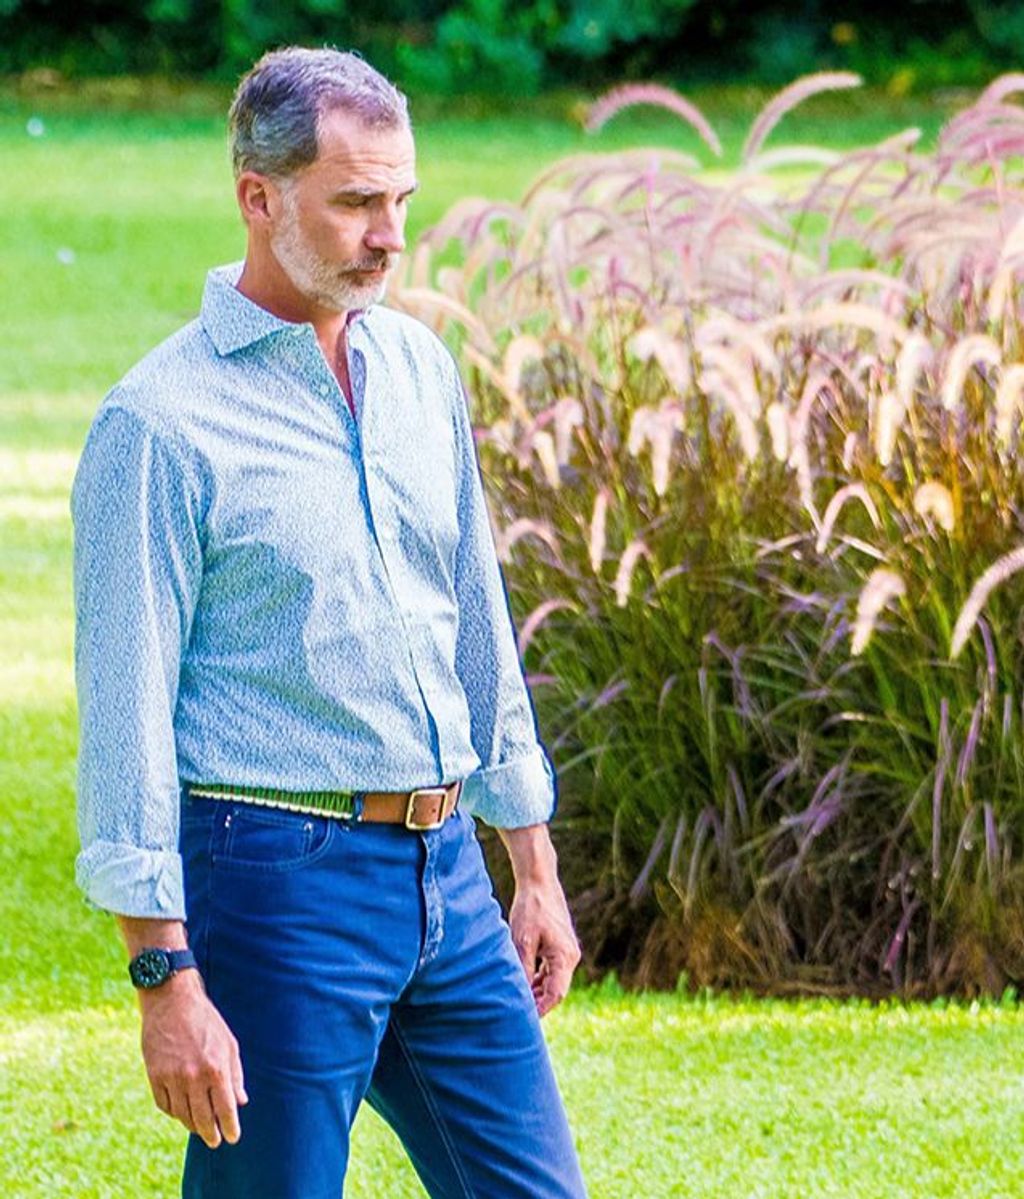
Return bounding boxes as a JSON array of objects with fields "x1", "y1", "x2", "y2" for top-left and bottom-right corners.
[{"x1": 164, "y1": 949, "x2": 198, "y2": 973}]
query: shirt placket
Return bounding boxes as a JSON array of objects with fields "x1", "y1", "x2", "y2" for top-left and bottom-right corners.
[{"x1": 335, "y1": 332, "x2": 450, "y2": 777}]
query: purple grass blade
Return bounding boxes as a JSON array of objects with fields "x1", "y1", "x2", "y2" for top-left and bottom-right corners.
[
  {"x1": 983, "y1": 803, "x2": 999, "y2": 882},
  {"x1": 658, "y1": 675, "x2": 678, "y2": 719},
  {"x1": 809, "y1": 795, "x2": 842, "y2": 839},
  {"x1": 955, "y1": 701, "x2": 983, "y2": 789},
  {"x1": 667, "y1": 811, "x2": 688, "y2": 886},
  {"x1": 932, "y1": 698, "x2": 950, "y2": 881},
  {"x1": 685, "y1": 808, "x2": 713, "y2": 918},
  {"x1": 697, "y1": 666, "x2": 709, "y2": 711},
  {"x1": 979, "y1": 617, "x2": 997, "y2": 718},
  {"x1": 808, "y1": 757, "x2": 848, "y2": 811},
  {"x1": 883, "y1": 899, "x2": 922, "y2": 976},
  {"x1": 945, "y1": 807, "x2": 979, "y2": 908},
  {"x1": 732, "y1": 648, "x2": 754, "y2": 720},
  {"x1": 630, "y1": 815, "x2": 671, "y2": 904},
  {"x1": 592, "y1": 678, "x2": 629, "y2": 710},
  {"x1": 727, "y1": 764, "x2": 750, "y2": 836},
  {"x1": 761, "y1": 759, "x2": 800, "y2": 801}
]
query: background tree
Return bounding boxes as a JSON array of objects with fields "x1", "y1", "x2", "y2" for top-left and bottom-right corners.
[{"x1": 0, "y1": 0, "x2": 1014, "y2": 91}]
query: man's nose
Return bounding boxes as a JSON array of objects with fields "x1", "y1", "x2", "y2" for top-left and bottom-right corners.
[{"x1": 365, "y1": 206, "x2": 405, "y2": 255}]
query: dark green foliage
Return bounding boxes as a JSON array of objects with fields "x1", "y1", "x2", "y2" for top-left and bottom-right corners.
[
  {"x1": 0, "y1": 0, "x2": 1018, "y2": 91},
  {"x1": 395, "y1": 0, "x2": 547, "y2": 96},
  {"x1": 967, "y1": 0, "x2": 1024, "y2": 54}
]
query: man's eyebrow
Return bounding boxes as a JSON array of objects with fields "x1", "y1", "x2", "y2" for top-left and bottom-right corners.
[{"x1": 331, "y1": 181, "x2": 420, "y2": 201}]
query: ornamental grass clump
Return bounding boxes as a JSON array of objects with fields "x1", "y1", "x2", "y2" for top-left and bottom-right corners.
[{"x1": 396, "y1": 74, "x2": 1024, "y2": 996}]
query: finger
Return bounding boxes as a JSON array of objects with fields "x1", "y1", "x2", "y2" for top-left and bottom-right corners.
[
  {"x1": 229, "y1": 1039, "x2": 248, "y2": 1106},
  {"x1": 153, "y1": 1083, "x2": 173, "y2": 1116},
  {"x1": 528, "y1": 957, "x2": 553, "y2": 1013},
  {"x1": 536, "y1": 953, "x2": 573, "y2": 1016},
  {"x1": 567, "y1": 932, "x2": 582, "y2": 969},
  {"x1": 530, "y1": 961, "x2": 550, "y2": 1004},
  {"x1": 165, "y1": 1085, "x2": 198, "y2": 1135},
  {"x1": 187, "y1": 1085, "x2": 223, "y2": 1150},
  {"x1": 536, "y1": 975, "x2": 566, "y2": 1017},
  {"x1": 210, "y1": 1078, "x2": 243, "y2": 1145}
]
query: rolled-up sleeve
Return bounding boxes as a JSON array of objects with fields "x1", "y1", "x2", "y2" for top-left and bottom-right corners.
[
  {"x1": 446, "y1": 363, "x2": 557, "y2": 828},
  {"x1": 71, "y1": 402, "x2": 204, "y2": 918}
]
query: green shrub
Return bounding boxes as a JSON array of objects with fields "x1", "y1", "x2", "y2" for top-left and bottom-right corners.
[
  {"x1": 0, "y1": 1, "x2": 1015, "y2": 89},
  {"x1": 397, "y1": 74, "x2": 1024, "y2": 995},
  {"x1": 395, "y1": 0, "x2": 546, "y2": 96}
]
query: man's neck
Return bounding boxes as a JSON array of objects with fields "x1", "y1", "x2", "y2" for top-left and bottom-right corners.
[{"x1": 235, "y1": 257, "x2": 351, "y2": 397}]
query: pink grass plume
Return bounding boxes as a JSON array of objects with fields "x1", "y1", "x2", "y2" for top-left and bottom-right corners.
[
  {"x1": 816, "y1": 484, "x2": 881, "y2": 556},
  {"x1": 741, "y1": 72, "x2": 862, "y2": 164},
  {"x1": 517, "y1": 599, "x2": 578, "y2": 658},
  {"x1": 585, "y1": 83, "x2": 722, "y2": 158},
  {"x1": 851, "y1": 568, "x2": 906, "y2": 656},
  {"x1": 950, "y1": 545, "x2": 1024, "y2": 659},
  {"x1": 913, "y1": 482, "x2": 955, "y2": 532},
  {"x1": 615, "y1": 539, "x2": 653, "y2": 608},
  {"x1": 941, "y1": 334, "x2": 1001, "y2": 411},
  {"x1": 995, "y1": 364, "x2": 1024, "y2": 445},
  {"x1": 496, "y1": 517, "x2": 560, "y2": 564}
]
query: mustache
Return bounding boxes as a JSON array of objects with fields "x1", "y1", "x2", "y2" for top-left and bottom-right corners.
[{"x1": 345, "y1": 254, "x2": 397, "y2": 272}]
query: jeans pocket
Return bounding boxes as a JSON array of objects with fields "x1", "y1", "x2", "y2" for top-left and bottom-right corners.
[
  {"x1": 213, "y1": 804, "x2": 336, "y2": 873},
  {"x1": 181, "y1": 794, "x2": 219, "y2": 829}
]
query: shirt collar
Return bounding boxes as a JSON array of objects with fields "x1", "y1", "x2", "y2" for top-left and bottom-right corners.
[{"x1": 200, "y1": 261, "x2": 368, "y2": 356}]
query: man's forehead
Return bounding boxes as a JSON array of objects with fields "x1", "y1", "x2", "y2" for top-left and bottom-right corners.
[{"x1": 311, "y1": 108, "x2": 416, "y2": 178}]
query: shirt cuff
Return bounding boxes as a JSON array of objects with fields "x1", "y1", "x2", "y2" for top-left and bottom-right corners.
[
  {"x1": 75, "y1": 841, "x2": 186, "y2": 920},
  {"x1": 460, "y1": 745, "x2": 557, "y2": 828}
]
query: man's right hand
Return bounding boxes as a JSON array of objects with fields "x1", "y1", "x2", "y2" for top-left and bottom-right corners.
[{"x1": 139, "y1": 969, "x2": 248, "y2": 1149}]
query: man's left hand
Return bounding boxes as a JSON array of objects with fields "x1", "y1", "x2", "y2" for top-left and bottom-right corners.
[{"x1": 497, "y1": 824, "x2": 581, "y2": 1017}]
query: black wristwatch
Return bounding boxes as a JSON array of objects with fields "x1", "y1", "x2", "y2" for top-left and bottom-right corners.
[{"x1": 128, "y1": 947, "x2": 199, "y2": 990}]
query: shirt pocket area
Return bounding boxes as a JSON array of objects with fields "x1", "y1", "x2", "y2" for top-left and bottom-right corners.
[{"x1": 212, "y1": 803, "x2": 336, "y2": 873}]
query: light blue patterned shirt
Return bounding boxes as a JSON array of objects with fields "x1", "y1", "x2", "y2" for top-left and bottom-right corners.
[{"x1": 71, "y1": 262, "x2": 557, "y2": 920}]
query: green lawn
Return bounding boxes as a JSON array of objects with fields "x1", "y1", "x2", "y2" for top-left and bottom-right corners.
[
  {"x1": 2, "y1": 85, "x2": 1021, "y2": 1196},
  {"x1": 3, "y1": 985, "x2": 1024, "y2": 1197}
]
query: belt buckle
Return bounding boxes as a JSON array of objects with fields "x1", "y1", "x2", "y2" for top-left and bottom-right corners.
[{"x1": 405, "y1": 787, "x2": 450, "y2": 831}]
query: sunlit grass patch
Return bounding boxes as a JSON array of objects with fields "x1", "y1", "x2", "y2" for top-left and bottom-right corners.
[
  {"x1": 0, "y1": 496, "x2": 71, "y2": 522},
  {"x1": 0, "y1": 448, "x2": 79, "y2": 494},
  {"x1": 2, "y1": 989, "x2": 1024, "y2": 1197}
]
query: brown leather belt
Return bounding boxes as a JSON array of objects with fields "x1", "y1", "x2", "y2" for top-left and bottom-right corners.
[
  {"x1": 184, "y1": 779, "x2": 463, "y2": 831},
  {"x1": 359, "y1": 783, "x2": 462, "y2": 829}
]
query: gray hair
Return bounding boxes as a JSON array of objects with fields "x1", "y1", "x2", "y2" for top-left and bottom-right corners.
[{"x1": 228, "y1": 46, "x2": 410, "y2": 180}]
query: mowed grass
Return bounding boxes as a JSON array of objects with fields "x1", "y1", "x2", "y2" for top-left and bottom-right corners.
[
  {"x1": 2, "y1": 86, "x2": 1020, "y2": 1196},
  {"x1": 4, "y1": 983, "x2": 1024, "y2": 1198}
]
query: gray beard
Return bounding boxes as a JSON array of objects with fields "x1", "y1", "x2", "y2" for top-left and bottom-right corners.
[{"x1": 270, "y1": 217, "x2": 391, "y2": 314}]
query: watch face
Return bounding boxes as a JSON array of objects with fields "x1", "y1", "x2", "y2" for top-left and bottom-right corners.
[{"x1": 130, "y1": 948, "x2": 170, "y2": 989}]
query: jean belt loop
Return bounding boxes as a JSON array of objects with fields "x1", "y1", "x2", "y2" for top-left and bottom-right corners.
[{"x1": 352, "y1": 791, "x2": 366, "y2": 822}]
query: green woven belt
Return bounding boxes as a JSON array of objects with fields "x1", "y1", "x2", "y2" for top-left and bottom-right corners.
[{"x1": 184, "y1": 780, "x2": 361, "y2": 820}]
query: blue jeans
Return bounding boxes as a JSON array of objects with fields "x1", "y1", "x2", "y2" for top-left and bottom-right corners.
[{"x1": 178, "y1": 793, "x2": 588, "y2": 1198}]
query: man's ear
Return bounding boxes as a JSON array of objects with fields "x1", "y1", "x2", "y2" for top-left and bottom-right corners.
[{"x1": 236, "y1": 172, "x2": 281, "y2": 228}]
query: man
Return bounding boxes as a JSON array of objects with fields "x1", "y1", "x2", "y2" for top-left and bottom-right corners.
[{"x1": 72, "y1": 45, "x2": 588, "y2": 1199}]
